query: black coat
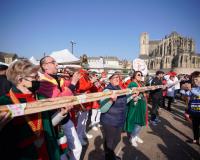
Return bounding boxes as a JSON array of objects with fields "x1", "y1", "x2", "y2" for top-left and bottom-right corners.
[
  {"x1": 150, "y1": 76, "x2": 163, "y2": 99},
  {"x1": 0, "y1": 75, "x2": 12, "y2": 97}
]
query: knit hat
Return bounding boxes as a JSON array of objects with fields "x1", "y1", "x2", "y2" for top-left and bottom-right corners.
[{"x1": 109, "y1": 72, "x2": 120, "y2": 80}]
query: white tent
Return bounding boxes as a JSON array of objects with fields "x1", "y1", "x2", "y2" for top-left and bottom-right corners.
[
  {"x1": 0, "y1": 62, "x2": 9, "y2": 66},
  {"x1": 58, "y1": 64, "x2": 82, "y2": 69},
  {"x1": 29, "y1": 56, "x2": 39, "y2": 65},
  {"x1": 50, "y1": 49, "x2": 80, "y2": 64}
]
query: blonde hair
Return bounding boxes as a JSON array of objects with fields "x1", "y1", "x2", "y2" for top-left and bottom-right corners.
[{"x1": 6, "y1": 59, "x2": 39, "y2": 85}]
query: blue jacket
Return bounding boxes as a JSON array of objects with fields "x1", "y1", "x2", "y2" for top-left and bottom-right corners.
[
  {"x1": 100, "y1": 83, "x2": 127, "y2": 127},
  {"x1": 180, "y1": 86, "x2": 200, "y2": 116}
]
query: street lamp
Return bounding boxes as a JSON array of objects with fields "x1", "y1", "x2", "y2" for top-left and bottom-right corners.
[{"x1": 70, "y1": 41, "x2": 76, "y2": 54}]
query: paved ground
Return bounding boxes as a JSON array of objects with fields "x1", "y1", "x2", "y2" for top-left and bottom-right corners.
[{"x1": 80, "y1": 100, "x2": 200, "y2": 160}]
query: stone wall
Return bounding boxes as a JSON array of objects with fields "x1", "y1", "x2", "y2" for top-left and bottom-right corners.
[{"x1": 139, "y1": 32, "x2": 200, "y2": 72}]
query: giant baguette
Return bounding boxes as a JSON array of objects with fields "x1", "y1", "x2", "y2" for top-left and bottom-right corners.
[{"x1": 0, "y1": 84, "x2": 166, "y2": 117}]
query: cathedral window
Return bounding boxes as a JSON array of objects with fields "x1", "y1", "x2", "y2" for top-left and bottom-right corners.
[{"x1": 192, "y1": 58, "x2": 195, "y2": 64}]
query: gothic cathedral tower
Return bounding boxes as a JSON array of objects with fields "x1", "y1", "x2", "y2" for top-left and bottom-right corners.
[{"x1": 140, "y1": 32, "x2": 149, "y2": 56}]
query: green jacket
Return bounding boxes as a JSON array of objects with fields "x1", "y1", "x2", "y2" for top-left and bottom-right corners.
[{"x1": 124, "y1": 82, "x2": 147, "y2": 132}]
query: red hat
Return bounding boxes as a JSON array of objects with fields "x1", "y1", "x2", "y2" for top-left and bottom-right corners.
[{"x1": 168, "y1": 71, "x2": 176, "y2": 77}]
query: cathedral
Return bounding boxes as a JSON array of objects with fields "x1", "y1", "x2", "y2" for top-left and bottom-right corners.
[{"x1": 139, "y1": 32, "x2": 200, "y2": 74}]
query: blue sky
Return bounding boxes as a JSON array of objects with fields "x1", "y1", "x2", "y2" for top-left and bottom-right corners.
[{"x1": 0, "y1": 0, "x2": 200, "y2": 60}]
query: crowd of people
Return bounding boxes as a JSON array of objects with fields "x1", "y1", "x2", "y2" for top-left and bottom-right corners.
[{"x1": 0, "y1": 57, "x2": 199, "y2": 160}]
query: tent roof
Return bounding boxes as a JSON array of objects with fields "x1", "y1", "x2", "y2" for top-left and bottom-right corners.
[
  {"x1": 58, "y1": 64, "x2": 82, "y2": 69},
  {"x1": 50, "y1": 49, "x2": 80, "y2": 64},
  {"x1": 29, "y1": 56, "x2": 39, "y2": 65},
  {"x1": 0, "y1": 62, "x2": 8, "y2": 66}
]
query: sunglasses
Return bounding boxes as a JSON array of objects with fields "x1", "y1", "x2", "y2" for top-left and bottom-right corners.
[{"x1": 137, "y1": 74, "x2": 143, "y2": 77}]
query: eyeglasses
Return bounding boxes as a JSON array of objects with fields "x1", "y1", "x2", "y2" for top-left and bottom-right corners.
[
  {"x1": 24, "y1": 74, "x2": 40, "y2": 81},
  {"x1": 137, "y1": 74, "x2": 143, "y2": 77},
  {"x1": 45, "y1": 60, "x2": 56, "y2": 65}
]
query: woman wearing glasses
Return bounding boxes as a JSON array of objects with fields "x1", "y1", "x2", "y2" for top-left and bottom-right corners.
[
  {"x1": 124, "y1": 71, "x2": 147, "y2": 147},
  {"x1": 0, "y1": 59, "x2": 66, "y2": 160}
]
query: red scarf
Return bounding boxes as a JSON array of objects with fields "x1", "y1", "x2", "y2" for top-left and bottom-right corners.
[{"x1": 8, "y1": 89, "x2": 49, "y2": 160}]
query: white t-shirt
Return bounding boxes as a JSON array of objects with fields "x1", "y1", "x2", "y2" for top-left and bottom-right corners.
[
  {"x1": 174, "y1": 76, "x2": 180, "y2": 90},
  {"x1": 167, "y1": 79, "x2": 176, "y2": 97}
]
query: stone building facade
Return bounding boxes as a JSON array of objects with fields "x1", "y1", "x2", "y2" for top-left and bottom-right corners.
[
  {"x1": 87, "y1": 56, "x2": 132, "y2": 74},
  {"x1": 139, "y1": 32, "x2": 200, "y2": 74},
  {"x1": 88, "y1": 56, "x2": 132, "y2": 69},
  {"x1": 0, "y1": 52, "x2": 18, "y2": 64}
]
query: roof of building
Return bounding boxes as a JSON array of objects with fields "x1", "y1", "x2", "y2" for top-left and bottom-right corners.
[
  {"x1": 149, "y1": 40, "x2": 160, "y2": 45},
  {"x1": 0, "y1": 52, "x2": 17, "y2": 58},
  {"x1": 88, "y1": 56, "x2": 119, "y2": 61},
  {"x1": 168, "y1": 31, "x2": 180, "y2": 38},
  {"x1": 88, "y1": 57, "x2": 101, "y2": 60},
  {"x1": 104, "y1": 56, "x2": 119, "y2": 61}
]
